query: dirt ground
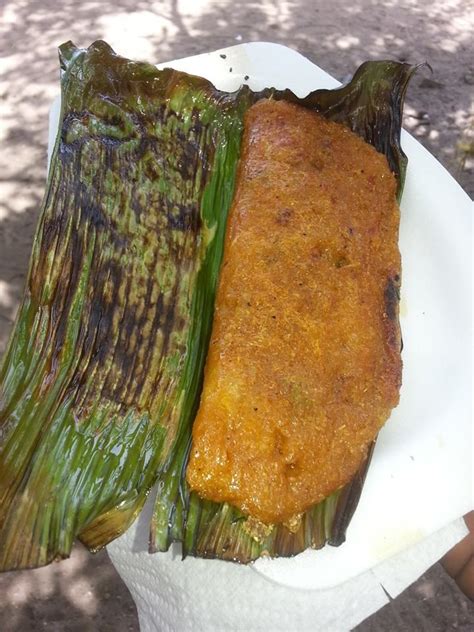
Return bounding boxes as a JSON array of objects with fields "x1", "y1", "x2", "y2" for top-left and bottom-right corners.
[{"x1": 0, "y1": 0, "x2": 472, "y2": 630}]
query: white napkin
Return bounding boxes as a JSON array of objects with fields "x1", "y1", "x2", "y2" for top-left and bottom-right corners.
[{"x1": 107, "y1": 490, "x2": 467, "y2": 632}]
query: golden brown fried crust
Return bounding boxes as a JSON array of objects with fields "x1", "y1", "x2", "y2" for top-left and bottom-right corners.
[{"x1": 186, "y1": 99, "x2": 402, "y2": 525}]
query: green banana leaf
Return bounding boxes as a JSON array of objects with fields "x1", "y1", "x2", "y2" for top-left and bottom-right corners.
[
  {"x1": 0, "y1": 40, "x2": 416, "y2": 571},
  {"x1": 0, "y1": 40, "x2": 251, "y2": 571}
]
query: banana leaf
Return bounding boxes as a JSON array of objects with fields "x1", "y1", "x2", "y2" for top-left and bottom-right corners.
[
  {"x1": 0, "y1": 40, "x2": 416, "y2": 571},
  {"x1": 0, "y1": 40, "x2": 250, "y2": 571}
]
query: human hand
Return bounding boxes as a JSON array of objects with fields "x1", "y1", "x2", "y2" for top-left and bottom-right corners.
[{"x1": 441, "y1": 511, "x2": 474, "y2": 600}]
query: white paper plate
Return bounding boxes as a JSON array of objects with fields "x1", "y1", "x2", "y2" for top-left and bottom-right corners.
[{"x1": 49, "y1": 42, "x2": 472, "y2": 591}]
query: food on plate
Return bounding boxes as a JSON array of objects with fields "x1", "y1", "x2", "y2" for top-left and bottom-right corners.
[
  {"x1": 0, "y1": 41, "x2": 415, "y2": 571},
  {"x1": 186, "y1": 99, "x2": 402, "y2": 525},
  {"x1": 155, "y1": 61, "x2": 415, "y2": 563}
]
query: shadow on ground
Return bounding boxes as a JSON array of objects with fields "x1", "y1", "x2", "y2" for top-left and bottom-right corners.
[
  {"x1": 0, "y1": 0, "x2": 473, "y2": 630},
  {"x1": 0, "y1": 543, "x2": 137, "y2": 631}
]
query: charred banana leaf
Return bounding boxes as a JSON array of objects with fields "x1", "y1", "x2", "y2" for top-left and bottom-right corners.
[
  {"x1": 0, "y1": 40, "x2": 248, "y2": 570},
  {"x1": 0, "y1": 40, "x2": 416, "y2": 570}
]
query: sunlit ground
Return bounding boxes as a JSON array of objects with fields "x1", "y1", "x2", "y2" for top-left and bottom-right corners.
[{"x1": 0, "y1": 1, "x2": 473, "y2": 630}]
